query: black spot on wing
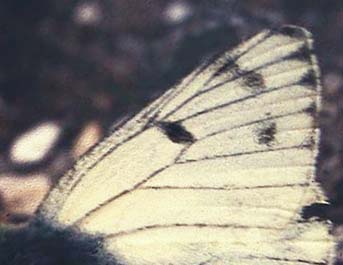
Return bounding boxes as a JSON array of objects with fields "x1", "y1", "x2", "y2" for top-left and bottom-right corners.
[
  {"x1": 301, "y1": 134, "x2": 316, "y2": 150},
  {"x1": 299, "y1": 69, "x2": 317, "y2": 87},
  {"x1": 157, "y1": 121, "x2": 195, "y2": 144},
  {"x1": 301, "y1": 202, "x2": 331, "y2": 221},
  {"x1": 304, "y1": 102, "x2": 317, "y2": 116},
  {"x1": 255, "y1": 121, "x2": 277, "y2": 147},
  {"x1": 284, "y1": 45, "x2": 313, "y2": 62},
  {"x1": 243, "y1": 71, "x2": 265, "y2": 91},
  {"x1": 228, "y1": 66, "x2": 266, "y2": 92},
  {"x1": 210, "y1": 56, "x2": 265, "y2": 92},
  {"x1": 304, "y1": 103, "x2": 319, "y2": 129}
]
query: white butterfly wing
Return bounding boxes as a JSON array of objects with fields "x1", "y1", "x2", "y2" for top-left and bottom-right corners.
[{"x1": 39, "y1": 26, "x2": 335, "y2": 264}]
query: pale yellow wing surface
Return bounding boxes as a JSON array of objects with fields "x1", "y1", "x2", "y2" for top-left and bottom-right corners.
[{"x1": 38, "y1": 25, "x2": 335, "y2": 264}]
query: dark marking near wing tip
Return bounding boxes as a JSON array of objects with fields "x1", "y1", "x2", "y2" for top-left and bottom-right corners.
[
  {"x1": 213, "y1": 60, "x2": 265, "y2": 92},
  {"x1": 279, "y1": 26, "x2": 306, "y2": 39},
  {"x1": 301, "y1": 203, "x2": 331, "y2": 221},
  {"x1": 303, "y1": 135, "x2": 316, "y2": 150},
  {"x1": 304, "y1": 103, "x2": 319, "y2": 128},
  {"x1": 304, "y1": 102, "x2": 317, "y2": 115},
  {"x1": 157, "y1": 121, "x2": 195, "y2": 144},
  {"x1": 256, "y1": 122, "x2": 277, "y2": 147},
  {"x1": 285, "y1": 45, "x2": 312, "y2": 62},
  {"x1": 299, "y1": 69, "x2": 317, "y2": 87},
  {"x1": 243, "y1": 71, "x2": 265, "y2": 91}
]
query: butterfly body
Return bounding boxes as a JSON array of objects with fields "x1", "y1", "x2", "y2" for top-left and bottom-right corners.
[{"x1": 1, "y1": 25, "x2": 335, "y2": 265}]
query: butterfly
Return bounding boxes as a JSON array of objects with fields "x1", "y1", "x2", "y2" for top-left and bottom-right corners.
[{"x1": 0, "y1": 25, "x2": 335, "y2": 265}]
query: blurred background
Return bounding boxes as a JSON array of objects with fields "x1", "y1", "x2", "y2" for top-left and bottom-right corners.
[{"x1": 0, "y1": 0, "x2": 341, "y2": 261}]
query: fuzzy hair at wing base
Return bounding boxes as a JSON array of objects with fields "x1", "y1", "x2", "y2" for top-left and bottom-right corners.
[{"x1": 0, "y1": 218, "x2": 119, "y2": 265}]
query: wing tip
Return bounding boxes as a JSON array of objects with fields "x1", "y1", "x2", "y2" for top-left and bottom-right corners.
[
  {"x1": 277, "y1": 25, "x2": 322, "y2": 122},
  {"x1": 278, "y1": 25, "x2": 313, "y2": 39}
]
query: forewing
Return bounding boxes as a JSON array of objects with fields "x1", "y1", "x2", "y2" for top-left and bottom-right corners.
[{"x1": 38, "y1": 25, "x2": 335, "y2": 265}]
